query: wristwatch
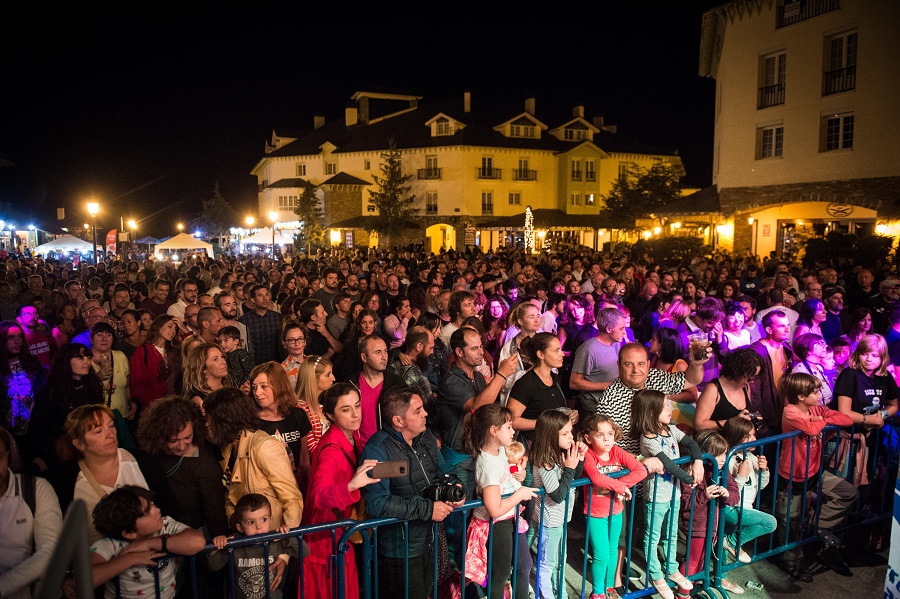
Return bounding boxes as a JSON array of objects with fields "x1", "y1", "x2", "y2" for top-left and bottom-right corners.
[{"x1": 880, "y1": 409, "x2": 891, "y2": 421}]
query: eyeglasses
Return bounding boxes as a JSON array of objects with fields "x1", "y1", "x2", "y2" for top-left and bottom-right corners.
[{"x1": 284, "y1": 337, "x2": 306, "y2": 344}]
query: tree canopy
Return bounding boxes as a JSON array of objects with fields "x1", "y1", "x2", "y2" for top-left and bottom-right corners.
[
  {"x1": 294, "y1": 181, "x2": 324, "y2": 254},
  {"x1": 601, "y1": 162, "x2": 683, "y2": 229},
  {"x1": 367, "y1": 139, "x2": 417, "y2": 241},
  {"x1": 190, "y1": 182, "x2": 237, "y2": 239}
]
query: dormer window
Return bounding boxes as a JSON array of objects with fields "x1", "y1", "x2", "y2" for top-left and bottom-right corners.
[
  {"x1": 564, "y1": 129, "x2": 588, "y2": 141},
  {"x1": 510, "y1": 124, "x2": 536, "y2": 138},
  {"x1": 436, "y1": 118, "x2": 451, "y2": 136}
]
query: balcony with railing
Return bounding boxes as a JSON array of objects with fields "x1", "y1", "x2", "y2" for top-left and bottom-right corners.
[
  {"x1": 571, "y1": 170, "x2": 582, "y2": 181},
  {"x1": 777, "y1": 0, "x2": 840, "y2": 28},
  {"x1": 477, "y1": 167, "x2": 501, "y2": 179},
  {"x1": 417, "y1": 168, "x2": 442, "y2": 180},
  {"x1": 758, "y1": 82, "x2": 785, "y2": 108},
  {"x1": 513, "y1": 169, "x2": 537, "y2": 181},
  {"x1": 823, "y1": 65, "x2": 856, "y2": 95},
  {"x1": 585, "y1": 171, "x2": 596, "y2": 182}
]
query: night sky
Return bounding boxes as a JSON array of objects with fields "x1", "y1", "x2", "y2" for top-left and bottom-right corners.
[{"x1": 0, "y1": 4, "x2": 720, "y2": 238}]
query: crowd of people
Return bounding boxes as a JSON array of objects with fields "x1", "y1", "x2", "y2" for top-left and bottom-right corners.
[{"x1": 0, "y1": 243, "x2": 897, "y2": 599}]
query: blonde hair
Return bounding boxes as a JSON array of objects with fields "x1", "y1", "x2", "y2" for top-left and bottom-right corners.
[
  {"x1": 182, "y1": 342, "x2": 234, "y2": 396},
  {"x1": 849, "y1": 334, "x2": 890, "y2": 376},
  {"x1": 506, "y1": 441, "x2": 527, "y2": 464},
  {"x1": 295, "y1": 356, "x2": 332, "y2": 424}
]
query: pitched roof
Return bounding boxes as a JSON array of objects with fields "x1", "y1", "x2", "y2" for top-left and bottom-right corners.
[
  {"x1": 655, "y1": 186, "x2": 721, "y2": 215},
  {"x1": 321, "y1": 172, "x2": 372, "y2": 186}
]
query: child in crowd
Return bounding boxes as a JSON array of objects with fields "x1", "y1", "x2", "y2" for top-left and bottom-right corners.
[
  {"x1": 90, "y1": 486, "x2": 206, "y2": 599},
  {"x1": 829, "y1": 337, "x2": 851, "y2": 376},
  {"x1": 209, "y1": 493, "x2": 302, "y2": 599},
  {"x1": 463, "y1": 404, "x2": 537, "y2": 599},
  {"x1": 720, "y1": 416, "x2": 777, "y2": 565},
  {"x1": 631, "y1": 390, "x2": 702, "y2": 599},
  {"x1": 581, "y1": 414, "x2": 647, "y2": 599},
  {"x1": 218, "y1": 325, "x2": 255, "y2": 388},
  {"x1": 678, "y1": 430, "x2": 741, "y2": 594},
  {"x1": 507, "y1": 440, "x2": 528, "y2": 475},
  {"x1": 531, "y1": 409, "x2": 586, "y2": 599},
  {"x1": 821, "y1": 345, "x2": 838, "y2": 391},
  {"x1": 776, "y1": 372, "x2": 856, "y2": 581}
]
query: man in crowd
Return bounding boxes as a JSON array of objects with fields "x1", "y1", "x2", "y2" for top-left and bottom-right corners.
[
  {"x1": 749, "y1": 310, "x2": 793, "y2": 437},
  {"x1": 439, "y1": 290, "x2": 476, "y2": 346},
  {"x1": 17, "y1": 274, "x2": 51, "y2": 306},
  {"x1": 0, "y1": 282, "x2": 19, "y2": 320},
  {"x1": 869, "y1": 278, "x2": 900, "y2": 336},
  {"x1": 540, "y1": 292, "x2": 566, "y2": 335},
  {"x1": 676, "y1": 296, "x2": 726, "y2": 391},
  {"x1": 570, "y1": 307, "x2": 628, "y2": 422},
  {"x1": 167, "y1": 278, "x2": 199, "y2": 320},
  {"x1": 238, "y1": 284, "x2": 284, "y2": 365},
  {"x1": 108, "y1": 283, "x2": 134, "y2": 341},
  {"x1": 821, "y1": 285, "x2": 847, "y2": 342},
  {"x1": 311, "y1": 267, "x2": 340, "y2": 317},
  {"x1": 325, "y1": 292, "x2": 353, "y2": 341},
  {"x1": 194, "y1": 307, "x2": 225, "y2": 345},
  {"x1": 16, "y1": 304, "x2": 56, "y2": 368},
  {"x1": 346, "y1": 334, "x2": 404, "y2": 446},
  {"x1": 360, "y1": 387, "x2": 463, "y2": 599},
  {"x1": 298, "y1": 298, "x2": 343, "y2": 360},
  {"x1": 70, "y1": 304, "x2": 109, "y2": 349},
  {"x1": 388, "y1": 326, "x2": 435, "y2": 409},
  {"x1": 140, "y1": 278, "x2": 173, "y2": 319}
]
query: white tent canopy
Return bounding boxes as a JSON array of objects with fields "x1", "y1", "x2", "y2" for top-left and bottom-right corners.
[
  {"x1": 33, "y1": 234, "x2": 94, "y2": 254},
  {"x1": 153, "y1": 233, "x2": 213, "y2": 257},
  {"x1": 241, "y1": 227, "x2": 294, "y2": 246}
]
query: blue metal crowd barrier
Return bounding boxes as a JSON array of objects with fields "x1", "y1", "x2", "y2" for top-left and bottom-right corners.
[{"x1": 103, "y1": 421, "x2": 896, "y2": 599}]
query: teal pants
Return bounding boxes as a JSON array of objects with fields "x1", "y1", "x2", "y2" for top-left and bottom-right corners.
[
  {"x1": 643, "y1": 500, "x2": 679, "y2": 580},
  {"x1": 587, "y1": 512, "x2": 623, "y2": 594}
]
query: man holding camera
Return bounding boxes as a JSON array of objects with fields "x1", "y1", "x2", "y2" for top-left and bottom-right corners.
[{"x1": 360, "y1": 387, "x2": 464, "y2": 599}]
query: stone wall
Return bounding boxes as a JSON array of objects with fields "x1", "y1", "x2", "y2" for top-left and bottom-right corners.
[{"x1": 719, "y1": 177, "x2": 900, "y2": 217}]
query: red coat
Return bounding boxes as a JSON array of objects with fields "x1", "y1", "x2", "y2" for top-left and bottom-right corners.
[
  {"x1": 778, "y1": 404, "x2": 852, "y2": 482},
  {"x1": 129, "y1": 342, "x2": 174, "y2": 408},
  {"x1": 302, "y1": 424, "x2": 362, "y2": 599}
]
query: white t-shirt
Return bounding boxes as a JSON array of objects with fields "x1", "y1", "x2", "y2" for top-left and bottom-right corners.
[
  {"x1": 91, "y1": 517, "x2": 188, "y2": 599},
  {"x1": 473, "y1": 447, "x2": 521, "y2": 521},
  {"x1": 75, "y1": 449, "x2": 148, "y2": 543}
]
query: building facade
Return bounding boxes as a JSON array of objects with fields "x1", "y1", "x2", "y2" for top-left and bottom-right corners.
[
  {"x1": 250, "y1": 91, "x2": 684, "y2": 254},
  {"x1": 692, "y1": 0, "x2": 900, "y2": 257}
]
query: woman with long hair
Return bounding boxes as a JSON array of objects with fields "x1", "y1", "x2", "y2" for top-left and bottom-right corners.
[
  {"x1": 205, "y1": 387, "x2": 304, "y2": 531},
  {"x1": 333, "y1": 309, "x2": 378, "y2": 381},
  {"x1": 791, "y1": 332, "x2": 834, "y2": 404},
  {"x1": 507, "y1": 332, "x2": 574, "y2": 443},
  {"x1": 658, "y1": 299, "x2": 693, "y2": 330},
  {"x1": 557, "y1": 293, "x2": 599, "y2": 397},
  {"x1": 302, "y1": 383, "x2": 379, "y2": 599},
  {"x1": 794, "y1": 298, "x2": 827, "y2": 340},
  {"x1": 182, "y1": 342, "x2": 234, "y2": 412},
  {"x1": 844, "y1": 307, "x2": 873, "y2": 352},
  {"x1": 129, "y1": 314, "x2": 180, "y2": 410},
  {"x1": 113, "y1": 308, "x2": 144, "y2": 360},
  {"x1": 277, "y1": 273, "x2": 299, "y2": 308},
  {"x1": 250, "y1": 362, "x2": 312, "y2": 490},
  {"x1": 481, "y1": 294, "x2": 510, "y2": 361},
  {"x1": 0, "y1": 320, "x2": 48, "y2": 456},
  {"x1": 51, "y1": 301, "x2": 78, "y2": 348},
  {"x1": 497, "y1": 301, "x2": 542, "y2": 406},
  {"x1": 649, "y1": 325, "x2": 700, "y2": 431},
  {"x1": 27, "y1": 342, "x2": 103, "y2": 473},
  {"x1": 295, "y1": 356, "x2": 335, "y2": 453}
]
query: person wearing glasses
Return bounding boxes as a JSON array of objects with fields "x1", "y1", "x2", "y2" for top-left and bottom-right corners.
[
  {"x1": 791, "y1": 333, "x2": 834, "y2": 405},
  {"x1": 280, "y1": 321, "x2": 308, "y2": 387},
  {"x1": 15, "y1": 304, "x2": 56, "y2": 369}
]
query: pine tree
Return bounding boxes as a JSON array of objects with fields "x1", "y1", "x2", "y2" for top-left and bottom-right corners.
[
  {"x1": 601, "y1": 162, "x2": 683, "y2": 230},
  {"x1": 367, "y1": 139, "x2": 417, "y2": 246},
  {"x1": 294, "y1": 180, "x2": 324, "y2": 255},
  {"x1": 190, "y1": 182, "x2": 237, "y2": 239}
]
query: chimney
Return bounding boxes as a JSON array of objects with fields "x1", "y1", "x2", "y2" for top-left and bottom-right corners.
[
  {"x1": 464, "y1": 89, "x2": 471, "y2": 113},
  {"x1": 345, "y1": 103, "x2": 358, "y2": 127},
  {"x1": 524, "y1": 96, "x2": 535, "y2": 115},
  {"x1": 358, "y1": 96, "x2": 369, "y2": 124},
  {"x1": 573, "y1": 103, "x2": 584, "y2": 118},
  {"x1": 314, "y1": 115, "x2": 325, "y2": 129},
  {"x1": 593, "y1": 116, "x2": 605, "y2": 129}
]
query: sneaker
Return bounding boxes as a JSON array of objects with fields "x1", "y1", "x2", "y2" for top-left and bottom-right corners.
[
  {"x1": 668, "y1": 572, "x2": 693, "y2": 592},
  {"x1": 652, "y1": 579, "x2": 675, "y2": 599},
  {"x1": 605, "y1": 589, "x2": 623, "y2": 599},
  {"x1": 720, "y1": 578, "x2": 745, "y2": 594},
  {"x1": 722, "y1": 541, "x2": 752, "y2": 564},
  {"x1": 589, "y1": 594, "x2": 605, "y2": 599}
]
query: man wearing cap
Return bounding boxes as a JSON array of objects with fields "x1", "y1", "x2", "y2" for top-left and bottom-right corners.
[
  {"x1": 821, "y1": 285, "x2": 847, "y2": 342},
  {"x1": 869, "y1": 278, "x2": 900, "y2": 336}
]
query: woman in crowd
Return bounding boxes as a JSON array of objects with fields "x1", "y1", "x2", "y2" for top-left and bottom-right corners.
[
  {"x1": 137, "y1": 396, "x2": 228, "y2": 539},
  {"x1": 295, "y1": 356, "x2": 335, "y2": 453},
  {"x1": 722, "y1": 301, "x2": 752, "y2": 350},
  {"x1": 281, "y1": 320, "x2": 309, "y2": 387},
  {"x1": 649, "y1": 325, "x2": 700, "y2": 432},
  {"x1": 361, "y1": 291, "x2": 384, "y2": 323},
  {"x1": 481, "y1": 294, "x2": 510, "y2": 361},
  {"x1": 277, "y1": 273, "x2": 300, "y2": 308},
  {"x1": 89, "y1": 321, "x2": 133, "y2": 422},
  {"x1": 420, "y1": 311, "x2": 450, "y2": 396},
  {"x1": 204, "y1": 386, "x2": 304, "y2": 530},
  {"x1": 113, "y1": 309, "x2": 144, "y2": 360},
  {"x1": 658, "y1": 299, "x2": 693, "y2": 331},
  {"x1": 793, "y1": 298, "x2": 827, "y2": 340},
  {"x1": 27, "y1": 343, "x2": 104, "y2": 473},
  {"x1": 506, "y1": 333, "x2": 573, "y2": 445},
  {"x1": 51, "y1": 301, "x2": 78, "y2": 348},
  {"x1": 844, "y1": 308, "x2": 873, "y2": 353},
  {"x1": 0, "y1": 428, "x2": 62, "y2": 599},
  {"x1": 129, "y1": 314, "x2": 180, "y2": 410},
  {"x1": 137, "y1": 309, "x2": 155, "y2": 333},
  {"x1": 557, "y1": 293, "x2": 599, "y2": 397},
  {"x1": 0, "y1": 320, "x2": 48, "y2": 459},
  {"x1": 302, "y1": 383, "x2": 379, "y2": 599},
  {"x1": 693, "y1": 347, "x2": 760, "y2": 432},
  {"x1": 334, "y1": 309, "x2": 379, "y2": 381},
  {"x1": 61, "y1": 405, "x2": 150, "y2": 542},
  {"x1": 791, "y1": 333, "x2": 834, "y2": 404},
  {"x1": 497, "y1": 301, "x2": 542, "y2": 406},
  {"x1": 182, "y1": 342, "x2": 233, "y2": 412},
  {"x1": 251, "y1": 362, "x2": 313, "y2": 490}
]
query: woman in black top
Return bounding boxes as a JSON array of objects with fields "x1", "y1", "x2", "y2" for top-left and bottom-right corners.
[
  {"x1": 507, "y1": 332, "x2": 573, "y2": 444},
  {"x1": 693, "y1": 347, "x2": 760, "y2": 432}
]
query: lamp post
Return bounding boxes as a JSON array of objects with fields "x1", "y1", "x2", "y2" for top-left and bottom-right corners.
[
  {"x1": 268, "y1": 211, "x2": 278, "y2": 259},
  {"x1": 127, "y1": 219, "x2": 136, "y2": 253},
  {"x1": 245, "y1": 217, "x2": 255, "y2": 254},
  {"x1": 86, "y1": 202, "x2": 100, "y2": 264}
]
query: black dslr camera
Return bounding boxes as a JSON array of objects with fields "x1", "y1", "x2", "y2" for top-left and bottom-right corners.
[
  {"x1": 748, "y1": 411, "x2": 765, "y2": 432},
  {"x1": 422, "y1": 474, "x2": 466, "y2": 503}
]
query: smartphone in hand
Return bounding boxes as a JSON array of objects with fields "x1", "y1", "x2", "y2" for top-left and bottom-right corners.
[{"x1": 371, "y1": 461, "x2": 409, "y2": 479}]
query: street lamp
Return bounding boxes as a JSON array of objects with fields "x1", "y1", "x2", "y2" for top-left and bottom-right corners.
[
  {"x1": 86, "y1": 202, "x2": 100, "y2": 264},
  {"x1": 177, "y1": 223, "x2": 184, "y2": 233},
  {"x1": 246, "y1": 216, "x2": 255, "y2": 227},
  {"x1": 268, "y1": 211, "x2": 278, "y2": 258}
]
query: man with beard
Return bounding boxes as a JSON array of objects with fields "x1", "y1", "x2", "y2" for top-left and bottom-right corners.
[
  {"x1": 388, "y1": 327, "x2": 435, "y2": 410},
  {"x1": 311, "y1": 267, "x2": 340, "y2": 317},
  {"x1": 16, "y1": 304, "x2": 57, "y2": 368},
  {"x1": 344, "y1": 273, "x2": 361, "y2": 302},
  {"x1": 345, "y1": 334, "x2": 404, "y2": 446},
  {"x1": 108, "y1": 283, "x2": 134, "y2": 341},
  {"x1": 215, "y1": 292, "x2": 251, "y2": 352}
]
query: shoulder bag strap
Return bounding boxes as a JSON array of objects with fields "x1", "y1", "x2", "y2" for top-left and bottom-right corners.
[{"x1": 78, "y1": 459, "x2": 109, "y2": 499}]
